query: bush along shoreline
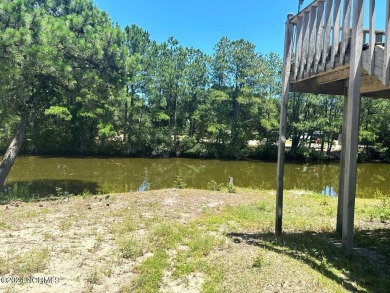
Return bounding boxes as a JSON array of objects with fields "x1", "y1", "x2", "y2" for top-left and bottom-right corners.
[{"x1": 12, "y1": 139, "x2": 390, "y2": 164}]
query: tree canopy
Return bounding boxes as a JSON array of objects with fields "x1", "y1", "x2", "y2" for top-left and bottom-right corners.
[{"x1": 2, "y1": 0, "x2": 390, "y2": 187}]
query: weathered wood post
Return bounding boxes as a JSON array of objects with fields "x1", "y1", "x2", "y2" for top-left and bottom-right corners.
[
  {"x1": 342, "y1": 0, "x2": 364, "y2": 255},
  {"x1": 384, "y1": 0, "x2": 390, "y2": 85},
  {"x1": 337, "y1": 90, "x2": 348, "y2": 234},
  {"x1": 276, "y1": 13, "x2": 294, "y2": 235},
  {"x1": 368, "y1": 0, "x2": 376, "y2": 75}
]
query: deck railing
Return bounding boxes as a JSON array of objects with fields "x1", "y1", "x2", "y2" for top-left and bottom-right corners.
[
  {"x1": 289, "y1": 0, "x2": 390, "y2": 85},
  {"x1": 278, "y1": 0, "x2": 390, "y2": 254}
]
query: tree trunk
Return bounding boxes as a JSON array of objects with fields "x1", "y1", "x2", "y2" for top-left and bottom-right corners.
[
  {"x1": 0, "y1": 114, "x2": 30, "y2": 187},
  {"x1": 327, "y1": 134, "x2": 334, "y2": 155},
  {"x1": 124, "y1": 101, "x2": 128, "y2": 142},
  {"x1": 129, "y1": 85, "x2": 136, "y2": 137},
  {"x1": 79, "y1": 118, "x2": 86, "y2": 154},
  {"x1": 320, "y1": 136, "x2": 325, "y2": 153},
  {"x1": 174, "y1": 95, "x2": 178, "y2": 142},
  {"x1": 290, "y1": 134, "x2": 300, "y2": 157}
]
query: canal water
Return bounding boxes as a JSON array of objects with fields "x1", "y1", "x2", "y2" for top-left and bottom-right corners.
[{"x1": 2, "y1": 156, "x2": 390, "y2": 198}]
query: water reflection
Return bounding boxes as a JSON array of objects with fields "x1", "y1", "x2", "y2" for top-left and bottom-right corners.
[
  {"x1": 2, "y1": 156, "x2": 390, "y2": 198},
  {"x1": 0, "y1": 179, "x2": 99, "y2": 200},
  {"x1": 322, "y1": 186, "x2": 337, "y2": 197},
  {"x1": 136, "y1": 169, "x2": 150, "y2": 192}
]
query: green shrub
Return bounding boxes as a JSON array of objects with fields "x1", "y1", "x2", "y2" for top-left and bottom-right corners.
[
  {"x1": 116, "y1": 236, "x2": 144, "y2": 259},
  {"x1": 252, "y1": 255, "x2": 263, "y2": 268},
  {"x1": 173, "y1": 176, "x2": 187, "y2": 189},
  {"x1": 207, "y1": 180, "x2": 223, "y2": 191},
  {"x1": 374, "y1": 189, "x2": 390, "y2": 223},
  {"x1": 227, "y1": 182, "x2": 236, "y2": 193},
  {"x1": 251, "y1": 144, "x2": 278, "y2": 160}
]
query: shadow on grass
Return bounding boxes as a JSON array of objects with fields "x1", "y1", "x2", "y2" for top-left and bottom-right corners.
[
  {"x1": 0, "y1": 179, "x2": 100, "y2": 203},
  {"x1": 227, "y1": 228, "x2": 390, "y2": 292}
]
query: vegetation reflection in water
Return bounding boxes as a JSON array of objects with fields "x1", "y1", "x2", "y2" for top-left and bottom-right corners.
[{"x1": 3, "y1": 156, "x2": 390, "y2": 198}]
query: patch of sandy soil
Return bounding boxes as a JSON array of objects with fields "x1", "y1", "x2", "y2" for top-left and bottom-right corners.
[{"x1": 0, "y1": 189, "x2": 261, "y2": 293}]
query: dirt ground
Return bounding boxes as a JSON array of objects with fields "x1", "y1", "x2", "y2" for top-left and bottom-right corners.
[
  {"x1": 0, "y1": 189, "x2": 261, "y2": 293},
  {"x1": 2, "y1": 189, "x2": 388, "y2": 293}
]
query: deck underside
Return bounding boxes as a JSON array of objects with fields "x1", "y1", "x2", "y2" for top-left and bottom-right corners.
[{"x1": 290, "y1": 45, "x2": 390, "y2": 98}]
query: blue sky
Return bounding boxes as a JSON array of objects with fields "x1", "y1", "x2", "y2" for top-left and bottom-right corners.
[
  {"x1": 92, "y1": 0, "x2": 387, "y2": 57},
  {"x1": 92, "y1": 0, "x2": 299, "y2": 56}
]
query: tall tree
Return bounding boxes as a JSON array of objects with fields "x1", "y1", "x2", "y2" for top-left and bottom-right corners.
[
  {"x1": 211, "y1": 37, "x2": 281, "y2": 153},
  {"x1": 0, "y1": 0, "x2": 126, "y2": 186},
  {"x1": 182, "y1": 48, "x2": 210, "y2": 138},
  {"x1": 124, "y1": 24, "x2": 151, "y2": 144},
  {"x1": 287, "y1": 92, "x2": 319, "y2": 157}
]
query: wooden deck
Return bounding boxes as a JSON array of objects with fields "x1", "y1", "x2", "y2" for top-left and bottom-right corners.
[
  {"x1": 291, "y1": 43, "x2": 390, "y2": 98},
  {"x1": 289, "y1": 0, "x2": 390, "y2": 98},
  {"x1": 276, "y1": 0, "x2": 390, "y2": 255}
]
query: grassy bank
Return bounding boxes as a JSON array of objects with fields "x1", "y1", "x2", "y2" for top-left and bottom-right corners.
[{"x1": 0, "y1": 189, "x2": 389, "y2": 292}]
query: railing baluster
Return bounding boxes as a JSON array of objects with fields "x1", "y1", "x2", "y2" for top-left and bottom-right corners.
[
  {"x1": 314, "y1": 1, "x2": 325, "y2": 74},
  {"x1": 308, "y1": 6, "x2": 318, "y2": 76},
  {"x1": 294, "y1": 16, "x2": 304, "y2": 80},
  {"x1": 322, "y1": 0, "x2": 334, "y2": 70},
  {"x1": 340, "y1": 0, "x2": 352, "y2": 65},
  {"x1": 331, "y1": 0, "x2": 342, "y2": 67},
  {"x1": 289, "y1": 0, "x2": 388, "y2": 83},
  {"x1": 299, "y1": 11, "x2": 310, "y2": 78}
]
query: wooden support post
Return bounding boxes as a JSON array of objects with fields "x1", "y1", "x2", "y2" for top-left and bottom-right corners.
[
  {"x1": 342, "y1": 0, "x2": 363, "y2": 255},
  {"x1": 383, "y1": 0, "x2": 390, "y2": 85},
  {"x1": 337, "y1": 92, "x2": 348, "y2": 234},
  {"x1": 276, "y1": 14, "x2": 294, "y2": 235}
]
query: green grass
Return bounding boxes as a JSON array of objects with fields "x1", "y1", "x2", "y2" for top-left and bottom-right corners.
[
  {"x1": 371, "y1": 189, "x2": 390, "y2": 222},
  {"x1": 21, "y1": 208, "x2": 52, "y2": 219},
  {"x1": 111, "y1": 212, "x2": 146, "y2": 260},
  {"x1": 148, "y1": 222, "x2": 182, "y2": 250},
  {"x1": 112, "y1": 189, "x2": 389, "y2": 292},
  {"x1": 205, "y1": 191, "x2": 390, "y2": 292},
  {"x1": 0, "y1": 248, "x2": 52, "y2": 275},
  {"x1": 116, "y1": 236, "x2": 144, "y2": 259},
  {"x1": 173, "y1": 229, "x2": 224, "y2": 278},
  {"x1": 131, "y1": 251, "x2": 169, "y2": 293},
  {"x1": 0, "y1": 256, "x2": 10, "y2": 274},
  {"x1": 59, "y1": 215, "x2": 76, "y2": 231},
  {"x1": 1, "y1": 250, "x2": 47, "y2": 275},
  {"x1": 86, "y1": 269, "x2": 101, "y2": 284},
  {"x1": 112, "y1": 216, "x2": 137, "y2": 234},
  {"x1": 201, "y1": 266, "x2": 224, "y2": 293},
  {"x1": 0, "y1": 220, "x2": 10, "y2": 230}
]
